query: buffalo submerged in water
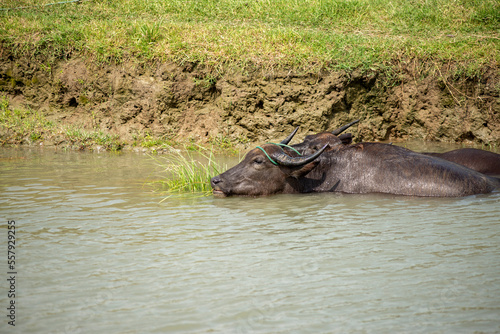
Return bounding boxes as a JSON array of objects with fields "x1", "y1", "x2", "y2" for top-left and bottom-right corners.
[
  {"x1": 286, "y1": 120, "x2": 500, "y2": 177},
  {"x1": 211, "y1": 124, "x2": 500, "y2": 198},
  {"x1": 422, "y1": 148, "x2": 500, "y2": 176}
]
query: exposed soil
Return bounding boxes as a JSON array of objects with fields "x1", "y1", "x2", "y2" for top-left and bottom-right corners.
[{"x1": 1, "y1": 49, "x2": 499, "y2": 147}]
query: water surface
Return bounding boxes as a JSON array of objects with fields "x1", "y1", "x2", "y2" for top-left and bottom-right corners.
[{"x1": 0, "y1": 146, "x2": 499, "y2": 333}]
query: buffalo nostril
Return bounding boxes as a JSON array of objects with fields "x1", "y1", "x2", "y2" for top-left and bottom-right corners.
[{"x1": 211, "y1": 176, "x2": 222, "y2": 187}]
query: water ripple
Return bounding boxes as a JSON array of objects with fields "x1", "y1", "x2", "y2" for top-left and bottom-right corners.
[{"x1": 1, "y1": 147, "x2": 499, "y2": 333}]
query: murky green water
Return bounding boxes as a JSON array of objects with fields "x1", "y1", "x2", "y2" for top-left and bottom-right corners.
[{"x1": 0, "y1": 145, "x2": 499, "y2": 333}]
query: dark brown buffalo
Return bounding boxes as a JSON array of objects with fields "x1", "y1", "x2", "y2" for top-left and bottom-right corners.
[
  {"x1": 211, "y1": 141, "x2": 499, "y2": 197},
  {"x1": 422, "y1": 148, "x2": 500, "y2": 176},
  {"x1": 287, "y1": 122, "x2": 500, "y2": 177},
  {"x1": 211, "y1": 143, "x2": 328, "y2": 197},
  {"x1": 284, "y1": 119, "x2": 359, "y2": 155}
]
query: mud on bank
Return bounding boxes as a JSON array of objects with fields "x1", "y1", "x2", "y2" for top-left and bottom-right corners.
[{"x1": 1, "y1": 53, "x2": 499, "y2": 149}]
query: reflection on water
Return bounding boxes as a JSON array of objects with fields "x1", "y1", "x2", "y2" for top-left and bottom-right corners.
[{"x1": 0, "y1": 146, "x2": 499, "y2": 333}]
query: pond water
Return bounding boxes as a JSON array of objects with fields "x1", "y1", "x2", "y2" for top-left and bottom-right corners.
[{"x1": 0, "y1": 144, "x2": 499, "y2": 334}]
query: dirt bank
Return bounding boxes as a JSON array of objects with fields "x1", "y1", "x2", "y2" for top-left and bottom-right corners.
[{"x1": 1, "y1": 51, "x2": 499, "y2": 147}]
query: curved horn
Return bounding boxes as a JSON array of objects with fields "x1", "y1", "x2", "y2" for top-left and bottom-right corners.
[
  {"x1": 270, "y1": 144, "x2": 328, "y2": 167},
  {"x1": 331, "y1": 119, "x2": 360, "y2": 135},
  {"x1": 280, "y1": 126, "x2": 299, "y2": 145}
]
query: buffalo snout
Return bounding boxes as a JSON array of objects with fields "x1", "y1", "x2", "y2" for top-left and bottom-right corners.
[
  {"x1": 211, "y1": 175, "x2": 222, "y2": 188},
  {"x1": 211, "y1": 175, "x2": 228, "y2": 197}
]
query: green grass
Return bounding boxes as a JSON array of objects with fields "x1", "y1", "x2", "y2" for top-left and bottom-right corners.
[
  {"x1": 153, "y1": 145, "x2": 229, "y2": 197},
  {"x1": 0, "y1": 95, "x2": 243, "y2": 152},
  {"x1": 0, "y1": 95, "x2": 125, "y2": 150},
  {"x1": 0, "y1": 0, "x2": 498, "y2": 71},
  {"x1": 134, "y1": 133, "x2": 173, "y2": 149},
  {"x1": 64, "y1": 126, "x2": 124, "y2": 151},
  {"x1": 0, "y1": 95, "x2": 53, "y2": 143}
]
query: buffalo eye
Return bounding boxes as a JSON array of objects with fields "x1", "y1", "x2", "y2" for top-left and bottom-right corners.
[{"x1": 253, "y1": 156, "x2": 265, "y2": 165}]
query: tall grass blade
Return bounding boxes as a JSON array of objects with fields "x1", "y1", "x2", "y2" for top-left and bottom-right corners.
[{"x1": 152, "y1": 145, "x2": 229, "y2": 198}]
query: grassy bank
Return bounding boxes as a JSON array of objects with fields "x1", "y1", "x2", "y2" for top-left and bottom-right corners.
[
  {"x1": 0, "y1": 95, "x2": 240, "y2": 153},
  {"x1": 0, "y1": 0, "x2": 498, "y2": 72},
  {"x1": 0, "y1": 95, "x2": 124, "y2": 150},
  {"x1": 0, "y1": 95, "x2": 232, "y2": 195}
]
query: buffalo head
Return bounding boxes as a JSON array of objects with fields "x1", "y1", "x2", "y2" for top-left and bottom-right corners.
[
  {"x1": 211, "y1": 143, "x2": 327, "y2": 197},
  {"x1": 283, "y1": 119, "x2": 359, "y2": 155}
]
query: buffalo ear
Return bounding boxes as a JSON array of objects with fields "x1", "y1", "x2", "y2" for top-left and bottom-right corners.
[
  {"x1": 282, "y1": 161, "x2": 319, "y2": 178},
  {"x1": 338, "y1": 133, "x2": 353, "y2": 144}
]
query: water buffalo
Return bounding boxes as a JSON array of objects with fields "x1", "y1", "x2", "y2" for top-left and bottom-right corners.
[
  {"x1": 286, "y1": 122, "x2": 500, "y2": 177},
  {"x1": 211, "y1": 140, "x2": 499, "y2": 197},
  {"x1": 284, "y1": 119, "x2": 359, "y2": 155},
  {"x1": 211, "y1": 143, "x2": 328, "y2": 197},
  {"x1": 210, "y1": 120, "x2": 358, "y2": 197},
  {"x1": 422, "y1": 148, "x2": 500, "y2": 176}
]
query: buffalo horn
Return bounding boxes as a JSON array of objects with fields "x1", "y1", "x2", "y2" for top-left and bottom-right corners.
[
  {"x1": 331, "y1": 119, "x2": 360, "y2": 135},
  {"x1": 270, "y1": 144, "x2": 328, "y2": 167},
  {"x1": 280, "y1": 126, "x2": 300, "y2": 145}
]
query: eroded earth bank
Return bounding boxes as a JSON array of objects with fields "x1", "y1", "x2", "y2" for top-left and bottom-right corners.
[{"x1": 1, "y1": 52, "x2": 499, "y2": 148}]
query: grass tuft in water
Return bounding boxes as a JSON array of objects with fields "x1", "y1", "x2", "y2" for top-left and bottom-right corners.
[{"x1": 153, "y1": 145, "x2": 229, "y2": 198}]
